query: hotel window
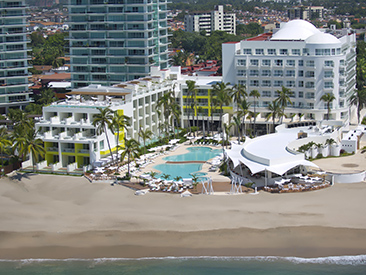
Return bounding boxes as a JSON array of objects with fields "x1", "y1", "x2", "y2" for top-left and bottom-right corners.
[
  {"x1": 324, "y1": 71, "x2": 334, "y2": 78},
  {"x1": 286, "y1": 81, "x2": 295, "y2": 88},
  {"x1": 263, "y1": 101, "x2": 270, "y2": 107},
  {"x1": 274, "y1": 70, "x2": 283, "y2": 77},
  {"x1": 306, "y1": 92, "x2": 315, "y2": 99},
  {"x1": 250, "y1": 59, "x2": 259, "y2": 66},
  {"x1": 261, "y1": 69, "x2": 271, "y2": 76},
  {"x1": 324, "y1": 60, "x2": 334, "y2": 67},
  {"x1": 262, "y1": 59, "x2": 271, "y2": 66},
  {"x1": 238, "y1": 80, "x2": 246, "y2": 86},
  {"x1": 237, "y1": 59, "x2": 246, "y2": 66},
  {"x1": 315, "y1": 49, "x2": 331, "y2": 55},
  {"x1": 336, "y1": 48, "x2": 341, "y2": 55},
  {"x1": 255, "y1": 49, "x2": 264, "y2": 55},
  {"x1": 285, "y1": 70, "x2": 295, "y2": 77},
  {"x1": 280, "y1": 49, "x2": 288, "y2": 55},
  {"x1": 274, "y1": 59, "x2": 283, "y2": 66},
  {"x1": 292, "y1": 49, "x2": 301, "y2": 55},
  {"x1": 249, "y1": 70, "x2": 259, "y2": 76},
  {"x1": 305, "y1": 82, "x2": 315, "y2": 88},
  {"x1": 305, "y1": 71, "x2": 315, "y2": 78},
  {"x1": 262, "y1": 91, "x2": 271, "y2": 97},
  {"x1": 250, "y1": 80, "x2": 259, "y2": 87},
  {"x1": 243, "y1": 48, "x2": 252, "y2": 54},
  {"x1": 298, "y1": 60, "x2": 304, "y2": 66},
  {"x1": 332, "y1": 48, "x2": 336, "y2": 55},
  {"x1": 262, "y1": 80, "x2": 271, "y2": 87},
  {"x1": 303, "y1": 48, "x2": 309, "y2": 55},
  {"x1": 339, "y1": 100, "x2": 344, "y2": 108},
  {"x1": 298, "y1": 81, "x2": 304, "y2": 87},
  {"x1": 100, "y1": 140, "x2": 105, "y2": 150},
  {"x1": 298, "y1": 91, "x2": 304, "y2": 98},
  {"x1": 286, "y1": 60, "x2": 295, "y2": 66},
  {"x1": 274, "y1": 91, "x2": 280, "y2": 97},
  {"x1": 237, "y1": 69, "x2": 246, "y2": 76},
  {"x1": 274, "y1": 80, "x2": 283, "y2": 87},
  {"x1": 268, "y1": 49, "x2": 276, "y2": 55},
  {"x1": 324, "y1": 81, "x2": 334, "y2": 89},
  {"x1": 306, "y1": 60, "x2": 315, "y2": 67},
  {"x1": 339, "y1": 79, "x2": 345, "y2": 86},
  {"x1": 298, "y1": 70, "x2": 304, "y2": 77},
  {"x1": 340, "y1": 60, "x2": 345, "y2": 66}
]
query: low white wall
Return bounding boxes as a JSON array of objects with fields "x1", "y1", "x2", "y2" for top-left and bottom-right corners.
[
  {"x1": 331, "y1": 171, "x2": 366, "y2": 184},
  {"x1": 67, "y1": 162, "x2": 77, "y2": 173},
  {"x1": 36, "y1": 160, "x2": 47, "y2": 170},
  {"x1": 22, "y1": 159, "x2": 32, "y2": 168},
  {"x1": 51, "y1": 162, "x2": 62, "y2": 172}
]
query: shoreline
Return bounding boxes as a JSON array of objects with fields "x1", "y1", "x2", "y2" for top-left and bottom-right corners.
[{"x1": 1, "y1": 226, "x2": 366, "y2": 259}]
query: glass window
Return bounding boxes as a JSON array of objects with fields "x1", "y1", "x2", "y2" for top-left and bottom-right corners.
[
  {"x1": 336, "y1": 48, "x2": 341, "y2": 55},
  {"x1": 274, "y1": 80, "x2": 283, "y2": 87},
  {"x1": 262, "y1": 59, "x2": 270, "y2": 66},
  {"x1": 324, "y1": 81, "x2": 334, "y2": 89},
  {"x1": 305, "y1": 71, "x2": 315, "y2": 77},
  {"x1": 250, "y1": 59, "x2": 259, "y2": 66},
  {"x1": 249, "y1": 80, "x2": 259, "y2": 87},
  {"x1": 325, "y1": 60, "x2": 334, "y2": 67},
  {"x1": 306, "y1": 60, "x2": 315, "y2": 67},
  {"x1": 286, "y1": 60, "x2": 295, "y2": 66},
  {"x1": 340, "y1": 60, "x2": 345, "y2": 66},
  {"x1": 262, "y1": 80, "x2": 271, "y2": 87},
  {"x1": 262, "y1": 91, "x2": 271, "y2": 97},
  {"x1": 263, "y1": 101, "x2": 269, "y2": 107},
  {"x1": 298, "y1": 91, "x2": 304, "y2": 98},
  {"x1": 255, "y1": 49, "x2": 264, "y2": 55},
  {"x1": 280, "y1": 49, "x2": 288, "y2": 55},
  {"x1": 268, "y1": 49, "x2": 276, "y2": 55},
  {"x1": 261, "y1": 69, "x2": 271, "y2": 76},
  {"x1": 238, "y1": 80, "x2": 246, "y2": 86},
  {"x1": 298, "y1": 70, "x2": 304, "y2": 77},
  {"x1": 286, "y1": 81, "x2": 295, "y2": 87},
  {"x1": 306, "y1": 92, "x2": 315, "y2": 99},
  {"x1": 237, "y1": 59, "x2": 246, "y2": 66},
  {"x1": 298, "y1": 81, "x2": 304, "y2": 87},
  {"x1": 324, "y1": 71, "x2": 334, "y2": 78},
  {"x1": 274, "y1": 59, "x2": 283, "y2": 66},
  {"x1": 286, "y1": 70, "x2": 295, "y2": 77},
  {"x1": 237, "y1": 70, "x2": 246, "y2": 76},
  {"x1": 249, "y1": 70, "x2": 259, "y2": 76},
  {"x1": 298, "y1": 60, "x2": 304, "y2": 66},
  {"x1": 303, "y1": 48, "x2": 309, "y2": 55},
  {"x1": 274, "y1": 70, "x2": 283, "y2": 77},
  {"x1": 292, "y1": 49, "x2": 301, "y2": 55},
  {"x1": 243, "y1": 48, "x2": 252, "y2": 54},
  {"x1": 305, "y1": 82, "x2": 315, "y2": 88}
]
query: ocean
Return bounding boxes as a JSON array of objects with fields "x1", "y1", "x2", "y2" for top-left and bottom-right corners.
[{"x1": 1, "y1": 256, "x2": 365, "y2": 274}]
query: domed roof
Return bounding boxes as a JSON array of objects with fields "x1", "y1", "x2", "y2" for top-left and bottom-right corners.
[
  {"x1": 305, "y1": 32, "x2": 341, "y2": 44},
  {"x1": 271, "y1": 19, "x2": 320, "y2": 41}
]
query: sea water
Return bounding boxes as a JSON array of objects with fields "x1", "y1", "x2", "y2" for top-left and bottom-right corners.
[{"x1": 1, "y1": 256, "x2": 365, "y2": 274}]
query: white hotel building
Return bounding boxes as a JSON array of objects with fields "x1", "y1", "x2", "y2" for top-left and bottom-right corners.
[
  {"x1": 223, "y1": 20, "x2": 356, "y2": 124},
  {"x1": 34, "y1": 67, "x2": 179, "y2": 172}
]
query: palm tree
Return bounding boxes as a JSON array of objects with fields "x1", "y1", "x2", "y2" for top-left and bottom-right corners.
[
  {"x1": 92, "y1": 107, "x2": 115, "y2": 163},
  {"x1": 237, "y1": 98, "x2": 251, "y2": 137},
  {"x1": 209, "y1": 92, "x2": 217, "y2": 136},
  {"x1": 120, "y1": 138, "x2": 140, "y2": 177},
  {"x1": 38, "y1": 88, "x2": 57, "y2": 106},
  {"x1": 138, "y1": 127, "x2": 153, "y2": 156},
  {"x1": 320, "y1": 93, "x2": 336, "y2": 120},
  {"x1": 230, "y1": 83, "x2": 247, "y2": 112},
  {"x1": 191, "y1": 173, "x2": 200, "y2": 192},
  {"x1": 170, "y1": 101, "x2": 181, "y2": 139},
  {"x1": 186, "y1": 80, "x2": 198, "y2": 136},
  {"x1": 249, "y1": 89, "x2": 260, "y2": 136},
  {"x1": 13, "y1": 128, "x2": 45, "y2": 172},
  {"x1": 211, "y1": 82, "x2": 232, "y2": 138},
  {"x1": 356, "y1": 57, "x2": 366, "y2": 90},
  {"x1": 232, "y1": 115, "x2": 242, "y2": 144},
  {"x1": 112, "y1": 112, "x2": 130, "y2": 166},
  {"x1": 266, "y1": 100, "x2": 282, "y2": 133},
  {"x1": 275, "y1": 86, "x2": 293, "y2": 123},
  {"x1": 349, "y1": 89, "x2": 366, "y2": 124},
  {"x1": 0, "y1": 127, "x2": 11, "y2": 176},
  {"x1": 156, "y1": 90, "x2": 174, "y2": 136},
  {"x1": 161, "y1": 173, "x2": 170, "y2": 180}
]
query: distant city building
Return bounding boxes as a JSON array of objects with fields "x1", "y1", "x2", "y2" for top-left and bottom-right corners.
[
  {"x1": 0, "y1": 0, "x2": 32, "y2": 114},
  {"x1": 223, "y1": 20, "x2": 356, "y2": 126},
  {"x1": 288, "y1": 6, "x2": 324, "y2": 20},
  {"x1": 184, "y1": 5, "x2": 236, "y2": 35},
  {"x1": 68, "y1": 0, "x2": 170, "y2": 88}
]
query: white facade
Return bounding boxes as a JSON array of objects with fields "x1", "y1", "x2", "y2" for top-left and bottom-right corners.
[
  {"x1": 35, "y1": 67, "x2": 179, "y2": 170},
  {"x1": 184, "y1": 5, "x2": 236, "y2": 35},
  {"x1": 222, "y1": 20, "x2": 357, "y2": 124}
]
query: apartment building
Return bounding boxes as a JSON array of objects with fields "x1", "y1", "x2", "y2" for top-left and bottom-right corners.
[
  {"x1": 0, "y1": 0, "x2": 32, "y2": 114},
  {"x1": 35, "y1": 67, "x2": 179, "y2": 171},
  {"x1": 68, "y1": 0, "x2": 170, "y2": 88},
  {"x1": 184, "y1": 5, "x2": 236, "y2": 35},
  {"x1": 222, "y1": 20, "x2": 356, "y2": 125},
  {"x1": 288, "y1": 6, "x2": 324, "y2": 20}
]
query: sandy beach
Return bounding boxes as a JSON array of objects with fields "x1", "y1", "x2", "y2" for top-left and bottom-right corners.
[{"x1": 1, "y1": 173, "x2": 366, "y2": 259}]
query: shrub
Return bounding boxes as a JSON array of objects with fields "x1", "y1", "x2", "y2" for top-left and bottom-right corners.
[{"x1": 316, "y1": 153, "x2": 323, "y2": 159}]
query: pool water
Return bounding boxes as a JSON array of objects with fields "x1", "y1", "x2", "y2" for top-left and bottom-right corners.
[{"x1": 154, "y1": 146, "x2": 221, "y2": 179}]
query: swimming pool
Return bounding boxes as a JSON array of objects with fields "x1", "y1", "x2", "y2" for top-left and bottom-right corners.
[{"x1": 153, "y1": 146, "x2": 221, "y2": 179}]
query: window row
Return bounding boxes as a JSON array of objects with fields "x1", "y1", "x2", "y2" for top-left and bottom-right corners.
[
  {"x1": 243, "y1": 47, "x2": 341, "y2": 56},
  {"x1": 237, "y1": 59, "x2": 336, "y2": 68}
]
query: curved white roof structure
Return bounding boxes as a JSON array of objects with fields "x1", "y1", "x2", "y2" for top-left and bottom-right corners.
[
  {"x1": 271, "y1": 19, "x2": 320, "y2": 41},
  {"x1": 306, "y1": 32, "x2": 341, "y2": 44}
]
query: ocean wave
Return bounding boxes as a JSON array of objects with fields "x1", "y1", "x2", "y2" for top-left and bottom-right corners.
[{"x1": 1, "y1": 255, "x2": 365, "y2": 266}]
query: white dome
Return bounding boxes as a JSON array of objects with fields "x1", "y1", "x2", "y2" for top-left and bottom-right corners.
[
  {"x1": 305, "y1": 32, "x2": 341, "y2": 44},
  {"x1": 271, "y1": 20, "x2": 320, "y2": 41}
]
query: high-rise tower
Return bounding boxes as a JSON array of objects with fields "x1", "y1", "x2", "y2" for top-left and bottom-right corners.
[
  {"x1": 68, "y1": 0, "x2": 170, "y2": 88},
  {"x1": 0, "y1": 0, "x2": 32, "y2": 114}
]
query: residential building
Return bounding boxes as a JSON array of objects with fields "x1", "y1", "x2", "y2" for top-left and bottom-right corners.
[
  {"x1": 0, "y1": 0, "x2": 32, "y2": 114},
  {"x1": 34, "y1": 67, "x2": 179, "y2": 171},
  {"x1": 288, "y1": 6, "x2": 324, "y2": 20},
  {"x1": 184, "y1": 5, "x2": 236, "y2": 35},
  {"x1": 68, "y1": 0, "x2": 170, "y2": 88},
  {"x1": 222, "y1": 20, "x2": 356, "y2": 128}
]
